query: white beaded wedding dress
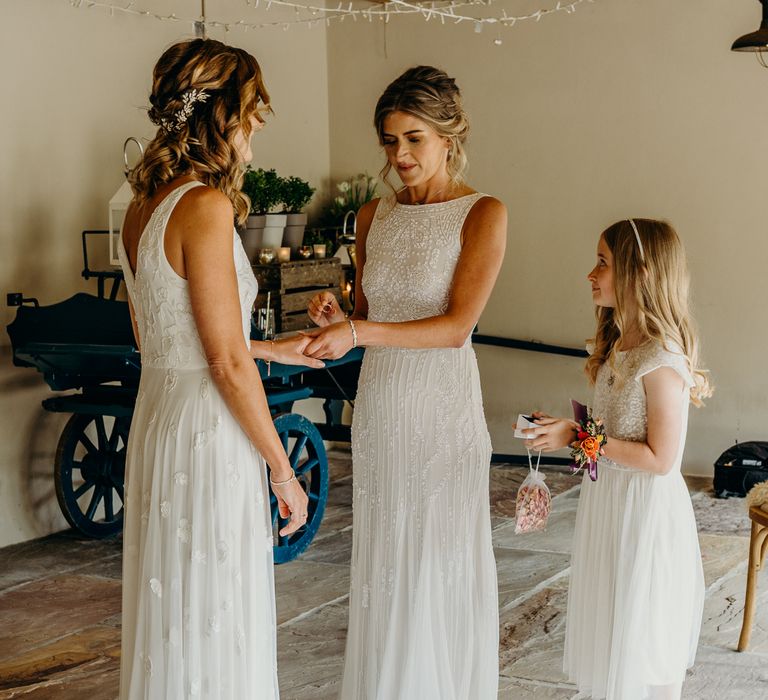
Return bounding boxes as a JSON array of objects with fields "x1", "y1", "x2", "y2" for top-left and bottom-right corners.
[
  {"x1": 341, "y1": 194, "x2": 499, "y2": 700},
  {"x1": 117, "y1": 181, "x2": 279, "y2": 699}
]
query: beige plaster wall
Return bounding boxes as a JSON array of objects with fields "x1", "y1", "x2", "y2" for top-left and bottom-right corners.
[
  {"x1": 326, "y1": 0, "x2": 768, "y2": 475},
  {"x1": 0, "y1": 0, "x2": 331, "y2": 546}
]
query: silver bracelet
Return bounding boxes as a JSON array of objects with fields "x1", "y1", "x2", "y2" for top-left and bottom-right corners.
[
  {"x1": 347, "y1": 318, "x2": 358, "y2": 349},
  {"x1": 269, "y1": 470, "x2": 296, "y2": 487}
]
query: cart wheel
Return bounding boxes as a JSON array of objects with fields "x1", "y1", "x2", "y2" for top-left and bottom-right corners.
[
  {"x1": 54, "y1": 413, "x2": 129, "y2": 538},
  {"x1": 269, "y1": 413, "x2": 329, "y2": 564}
]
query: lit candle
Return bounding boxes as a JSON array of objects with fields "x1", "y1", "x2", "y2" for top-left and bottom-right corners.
[
  {"x1": 312, "y1": 243, "x2": 326, "y2": 259},
  {"x1": 341, "y1": 281, "x2": 351, "y2": 312},
  {"x1": 277, "y1": 247, "x2": 291, "y2": 263}
]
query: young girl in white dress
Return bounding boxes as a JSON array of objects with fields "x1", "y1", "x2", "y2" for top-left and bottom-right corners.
[{"x1": 524, "y1": 218, "x2": 712, "y2": 700}]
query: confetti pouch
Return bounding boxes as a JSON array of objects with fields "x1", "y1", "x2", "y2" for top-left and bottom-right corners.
[{"x1": 514, "y1": 451, "x2": 552, "y2": 534}]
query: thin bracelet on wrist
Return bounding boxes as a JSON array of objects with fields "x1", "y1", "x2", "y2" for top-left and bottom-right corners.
[
  {"x1": 347, "y1": 318, "x2": 358, "y2": 349},
  {"x1": 269, "y1": 470, "x2": 296, "y2": 487},
  {"x1": 266, "y1": 339, "x2": 275, "y2": 377}
]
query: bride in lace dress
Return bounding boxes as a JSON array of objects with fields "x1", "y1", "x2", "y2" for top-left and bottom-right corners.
[
  {"x1": 305, "y1": 66, "x2": 507, "y2": 699},
  {"x1": 117, "y1": 39, "x2": 320, "y2": 699}
]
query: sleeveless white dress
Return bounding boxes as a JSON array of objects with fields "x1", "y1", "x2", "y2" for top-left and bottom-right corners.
[
  {"x1": 117, "y1": 182, "x2": 279, "y2": 700},
  {"x1": 564, "y1": 341, "x2": 704, "y2": 700},
  {"x1": 341, "y1": 194, "x2": 499, "y2": 700}
]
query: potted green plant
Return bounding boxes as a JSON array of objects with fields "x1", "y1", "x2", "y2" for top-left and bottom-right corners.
[
  {"x1": 241, "y1": 167, "x2": 286, "y2": 258},
  {"x1": 281, "y1": 175, "x2": 315, "y2": 252}
]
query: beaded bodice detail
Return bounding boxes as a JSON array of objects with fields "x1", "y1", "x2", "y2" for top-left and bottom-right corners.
[
  {"x1": 592, "y1": 340, "x2": 693, "y2": 449},
  {"x1": 362, "y1": 193, "x2": 486, "y2": 325},
  {"x1": 118, "y1": 181, "x2": 258, "y2": 371}
]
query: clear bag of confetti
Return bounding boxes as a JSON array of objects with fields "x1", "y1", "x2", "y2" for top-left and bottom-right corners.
[{"x1": 514, "y1": 450, "x2": 552, "y2": 534}]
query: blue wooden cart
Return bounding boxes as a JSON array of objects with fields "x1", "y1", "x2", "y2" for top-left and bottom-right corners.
[{"x1": 6, "y1": 256, "x2": 362, "y2": 563}]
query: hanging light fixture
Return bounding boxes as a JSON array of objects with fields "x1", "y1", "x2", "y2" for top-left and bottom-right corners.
[{"x1": 732, "y1": 0, "x2": 768, "y2": 66}]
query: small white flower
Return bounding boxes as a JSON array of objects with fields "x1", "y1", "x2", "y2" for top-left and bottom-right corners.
[
  {"x1": 149, "y1": 578, "x2": 162, "y2": 597},
  {"x1": 177, "y1": 518, "x2": 191, "y2": 543},
  {"x1": 337, "y1": 181, "x2": 350, "y2": 193},
  {"x1": 143, "y1": 653, "x2": 153, "y2": 677},
  {"x1": 221, "y1": 599, "x2": 231, "y2": 612},
  {"x1": 192, "y1": 549, "x2": 207, "y2": 564},
  {"x1": 206, "y1": 615, "x2": 220, "y2": 636},
  {"x1": 163, "y1": 370, "x2": 178, "y2": 393},
  {"x1": 200, "y1": 378, "x2": 209, "y2": 399},
  {"x1": 216, "y1": 540, "x2": 229, "y2": 564},
  {"x1": 190, "y1": 679, "x2": 200, "y2": 696},
  {"x1": 169, "y1": 422, "x2": 178, "y2": 438},
  {"x1": 334, "y1": 195, "x2": 345, "y2": 206},
  {"x1": 193, "y1": 432, "x2": 207, "y2": 450},
  {"x1": 160, "y1": 501, "x2": 170, "y2": 518},
  {"x1": 174, "y1": 472, "x2": 188, "y2": 486}
]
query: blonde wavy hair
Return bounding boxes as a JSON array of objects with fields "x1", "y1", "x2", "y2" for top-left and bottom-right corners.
[
  {"x1": 586, "y1": 219, "x2": 712, "y2": 406},
  {"x1": 373, "y1": 65, "x2": 469, "y2": 188},
  {"x1": 129, "y1": 38, "x2": 271, "y2": 226}
]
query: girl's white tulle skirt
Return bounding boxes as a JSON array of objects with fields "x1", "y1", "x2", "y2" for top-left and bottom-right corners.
[{"x1": 564, "y1": 462, "x2": 704, "y2": 700}]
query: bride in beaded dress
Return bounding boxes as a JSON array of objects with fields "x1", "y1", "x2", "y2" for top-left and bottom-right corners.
[
  {"x1": 305, "y1": 66, "x2": 507, "y2": 699},
  {"x1": 117, "y1": 40, "x2": 318, "y2": 699}
]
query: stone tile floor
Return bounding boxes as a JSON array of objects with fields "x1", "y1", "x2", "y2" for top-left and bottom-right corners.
[{"x1": 1, "y1": 449, "x2": 767, "y2": 699}]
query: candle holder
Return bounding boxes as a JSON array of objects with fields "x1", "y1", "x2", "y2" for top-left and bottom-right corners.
[
  {"x1": 312, "y1": 244, "x2": 327, "y2": 259},
  {"x1": 298, "y1": 245, "x2": 313, "y2": 259},
  {"x1": 258, "y1": 248, "x2": 276, "y2": 264},
  {"x1": 277, "y1": 247, "x2": 291, "y2": 263}
]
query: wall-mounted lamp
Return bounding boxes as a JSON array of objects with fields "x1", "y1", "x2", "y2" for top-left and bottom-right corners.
[{"x1": 732, "y1": 0, "x2": 768, "y2": 67}]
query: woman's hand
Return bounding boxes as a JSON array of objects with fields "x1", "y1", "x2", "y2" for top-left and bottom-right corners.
[
  {"x1": 270, "y1": 475, "x2": 309, "y2": 536},
  {"x1": 308, "y1": 291, "x2": 345, "y2": 327},
  {"x1": 270, "y1": 335, "x2": 326, "y2": 369},
  {"x1": 521, "y1": 417, "x2": 578, "y2": 452},
  {"x1": 301, "y1": 322, "x2": 354, "y2": 360}
]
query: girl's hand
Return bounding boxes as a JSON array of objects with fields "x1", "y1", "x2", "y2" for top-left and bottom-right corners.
[
  {"x1": 522, "y1": 417, "x2": 579, "y2": 452},
  {"x1": 270, "y1": 335, "x2": 326, "y2": 369},
  {"x1": 270, "y1": 475, "x2": 309, "y2": 536},
  {"x1": 301, "y1": 322, "x2": 354, "y2": 360},
  {"x1": 308, "y1": 291, "x2": 345, "y2": 327}
]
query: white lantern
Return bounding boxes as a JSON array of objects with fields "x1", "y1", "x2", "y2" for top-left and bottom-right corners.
[
  {"x1": 108, "y1": 180, "x2": 134, "y2": 265},
  {"x1": 108, "y1": 138, "x2": 144, "y2": 265}
]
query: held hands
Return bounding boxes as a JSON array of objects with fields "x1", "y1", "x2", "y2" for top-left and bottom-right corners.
[
  {"x1": 308, "y1": 291, "x2": 345, "y2": 327},
  {"x1": 300, "y1": 322, "x2": 354, "y2": 361},
  {"x1": 270, "y1": 472, "x2": 309, "y2": 536},
  {"x1": 270, "y1": 335, "x2": 325, "y2": 369},
  {"x1": 520, "y1": 411, "x2": 579, "y2": 452}
]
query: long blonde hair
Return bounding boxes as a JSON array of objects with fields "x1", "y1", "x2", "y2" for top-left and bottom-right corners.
[
  {"x1": 586, "y1": 219, "x2": 712, "y2": 406},
  {"x1": 373, "y1": 65, "x2": 469, "y2": 188},
  {"x1": 129, "y1": 39, "x2": 271, "y2": 226}
]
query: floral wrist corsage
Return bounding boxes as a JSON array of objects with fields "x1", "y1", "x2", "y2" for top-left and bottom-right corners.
[{"x1": 569, "y1": 412, "x2": 607, "y2": 482}]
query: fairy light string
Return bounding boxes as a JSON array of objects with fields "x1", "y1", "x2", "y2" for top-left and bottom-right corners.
[{"x1": 68, "y1": 0, "x2": 595, "y2": 40}]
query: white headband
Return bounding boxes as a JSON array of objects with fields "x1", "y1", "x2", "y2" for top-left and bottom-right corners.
[{"x1": 628, "y1": 219, "x2": 645, "y2": 261}]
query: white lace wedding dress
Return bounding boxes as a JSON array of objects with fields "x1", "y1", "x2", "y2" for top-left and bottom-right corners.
[
  {"x1": 564, "y1": 341, "x2": 705, "y2": 699},
  {"x1": 341, "y1": 194, "x2": 499, "y2": 699},
  {"x1": 117, "y1": 181, "x2": 279, "y2": 699}
]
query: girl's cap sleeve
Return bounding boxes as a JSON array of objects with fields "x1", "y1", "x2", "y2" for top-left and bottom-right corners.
[{"x1": 634, "y1": 341, "x2": 694, "y2": 389}]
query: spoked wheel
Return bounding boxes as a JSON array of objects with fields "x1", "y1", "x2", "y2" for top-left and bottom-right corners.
[
  {"x1": 54, "y1": 413, "x2": 129, "y2": 538},
  {"x1": 269, "y1": 413, "x2": 329, "y2": 564}
]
